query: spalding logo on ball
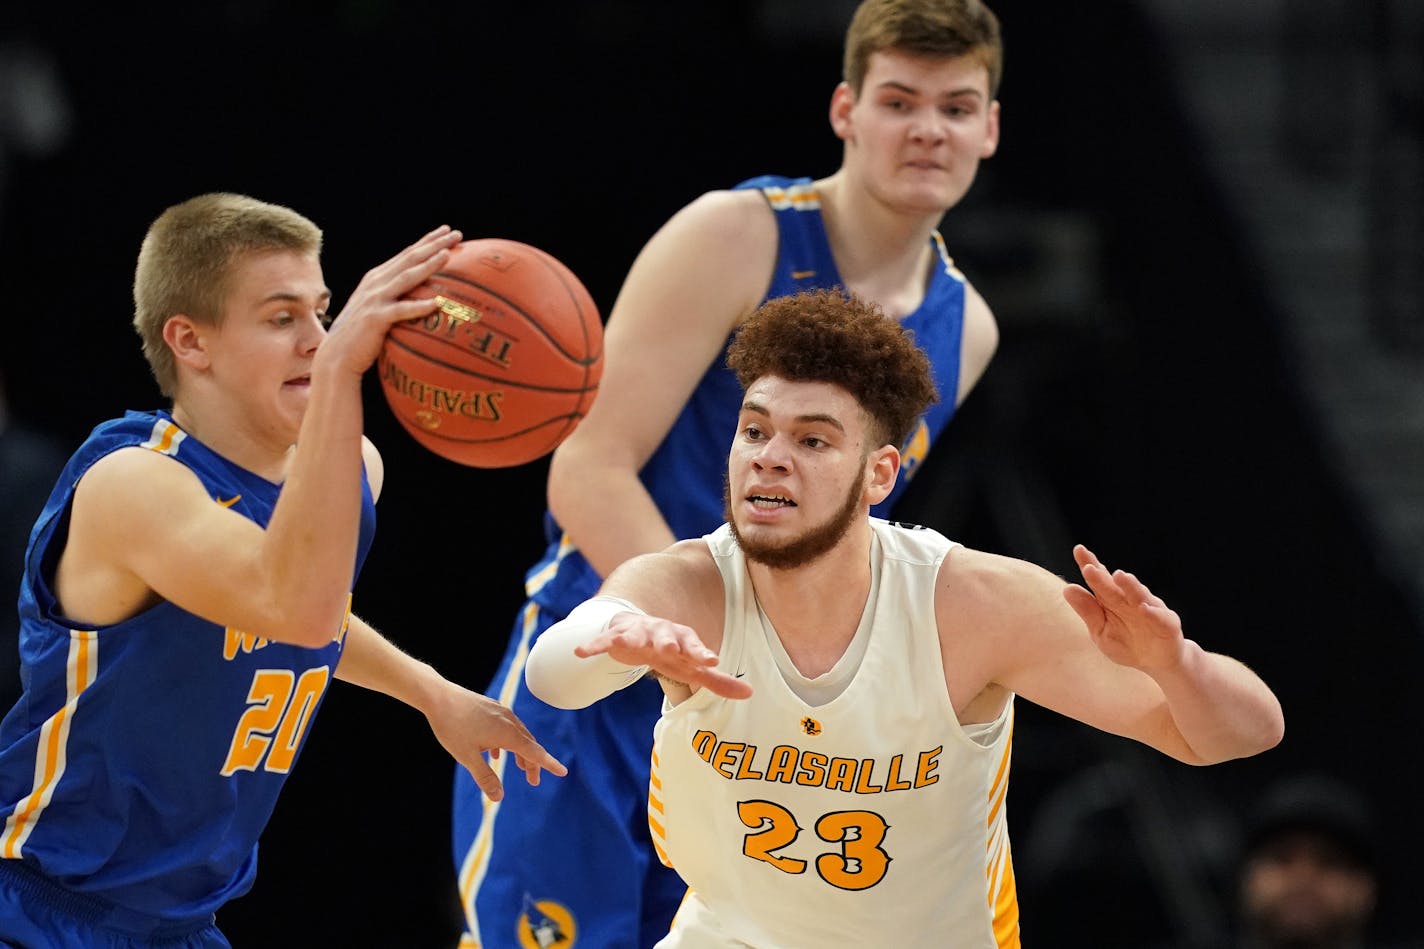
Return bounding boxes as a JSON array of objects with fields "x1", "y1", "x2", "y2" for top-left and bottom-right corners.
[{"x1": 378, "y1": 238, "x2": 603, "y2": 468}]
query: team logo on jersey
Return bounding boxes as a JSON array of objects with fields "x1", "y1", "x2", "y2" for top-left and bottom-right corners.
[
  {"x1": 517, "y1": 894, "x2": 576, "y2": 948},
  {"x1": 899, "y1": 418, "x2": 930, "y2": 480},
  {"x1": 801, "y1": 716, "x2": 822, "y2": 736}
]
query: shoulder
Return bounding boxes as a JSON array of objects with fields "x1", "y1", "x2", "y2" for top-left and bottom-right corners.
[
  {"x1": 360, "y1": 436, "x2": 384, "y2": 501},
  {"x1": 603, "y1": 537, "x2": 722, "y2": 622},
  {"x1": 80, "y1": 443, "x2": 199, "y2": 499},
  {"x1": 665, "y1": 188, "x2": 776, "y2": 245},
  {"x1": 937, "y1": 546, "x2": 1067, "y2": 627}
]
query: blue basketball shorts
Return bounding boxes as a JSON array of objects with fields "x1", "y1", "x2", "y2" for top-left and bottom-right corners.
[
  {"x1": 452, "y1": 601, "x2": 684, "y2": 949},
  {"x1": 0, "y1": 858, "x2": 230, "y2": 949}
]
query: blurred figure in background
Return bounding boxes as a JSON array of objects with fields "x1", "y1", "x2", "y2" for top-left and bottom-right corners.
[{"x1": 1233, "y1": 774, "x2": 1386, "y2": 949}]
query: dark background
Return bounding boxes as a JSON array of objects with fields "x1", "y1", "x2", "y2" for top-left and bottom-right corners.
[{"x1": 1, "y1": 1, "x2": 1420, "y2": 946}]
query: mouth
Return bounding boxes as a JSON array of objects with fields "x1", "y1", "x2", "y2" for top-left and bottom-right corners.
[
  {"x1": 748, "y1": 494, "x2": 796, "y2": 509},
  {"x1": 283, "y1": 374, "x2": 312, "y2": 388}
]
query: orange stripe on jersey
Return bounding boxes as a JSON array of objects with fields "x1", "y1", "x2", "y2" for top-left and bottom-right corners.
[
  {"x1": 649, "y1": 747, "x2": 674, "y2": 867},
  {"x1": 992, "y1": 850, "x2": 1021, "y2": 947},
  {"x1": 140, "y1": 419, "x2": 185, "y2": 456},
  {"x1": 457, "y1": 602, "x2": 541, "y2": 937},
  {"x1": 2, "y1": 630, "x2": 98, "y2": 858}
]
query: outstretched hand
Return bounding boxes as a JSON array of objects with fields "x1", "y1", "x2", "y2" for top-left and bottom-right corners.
[
  {"x1": 1062, "y1": 544, "x2": 1188, "y2": 675},
  {"x1": 424, "y1": 681, "x2": 567, "y2": 801},
  {"x1": 576, "y1": 612, "x2": 752, "y2": 700}
]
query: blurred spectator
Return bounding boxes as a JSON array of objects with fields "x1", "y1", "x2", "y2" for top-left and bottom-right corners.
[{"x1": 1234, "y1": 774, "x2": 1390, "y2": 949}]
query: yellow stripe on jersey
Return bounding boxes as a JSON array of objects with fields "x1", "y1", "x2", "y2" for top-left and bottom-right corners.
[
  {"x1": 2, "y1": 630, "x2": 98, "y2": 858},
  {"x1": 457, "y1": 602, "x2": 540, "y2": 939},
  {"x1": 931, "y1": 230, "x2": 968, "y2": 283},
  {"x1": 762, "y1": 183, "x2": 822, "y2": 212},
  {"x1": 649, "y1": 747, "x2": 674, "y2": 868},
  {"x1": 984, "y1": 714, "x2": 1019, "y2": 947},
  {"x1": 140, "y1": 419, "x2": 186, "y2": 456},
  {"x1": 524, "y1": 533, "x2": 578, "y2": 598}
]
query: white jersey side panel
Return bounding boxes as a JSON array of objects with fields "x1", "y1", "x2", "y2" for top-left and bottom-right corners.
[{"x1": 650, "y1": 519, "x2": 1020, "y2": 949}]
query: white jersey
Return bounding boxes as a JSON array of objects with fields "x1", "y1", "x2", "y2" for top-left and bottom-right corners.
[{"x1": 649, "y1": 519, "x2": 1020, "y2": 949}]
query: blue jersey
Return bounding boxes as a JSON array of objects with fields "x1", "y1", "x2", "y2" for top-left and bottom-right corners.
[
  {"x1": 528, "y1": 174, "x2": 968, "y2": 617},
  {"x1": 0, "y1": 410, "x2": 375, "y2": 923}
]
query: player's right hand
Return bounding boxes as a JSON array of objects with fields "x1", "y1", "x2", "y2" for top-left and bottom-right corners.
[
  {"x1": 317, "y1": 225, "x2": 463, "y2": 378},
  {"x1": 576, "y1": 613, "x2": 752, "y2": 700}
]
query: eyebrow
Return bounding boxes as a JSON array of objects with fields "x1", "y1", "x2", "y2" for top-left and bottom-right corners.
[
  {"x1": 741, "y1": 399, "x2": 846, "y2": 434},
  {"x1": 876, "y1": 80, "x2": 985, "y2": 101},
  {"x1": 260, "y1": 288, "x2": 333, "y2": 306}
]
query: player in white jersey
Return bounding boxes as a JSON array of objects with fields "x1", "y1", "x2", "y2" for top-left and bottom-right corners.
[{"x1": 525, "y1": 289, "x2": 1285, "y2": 947}]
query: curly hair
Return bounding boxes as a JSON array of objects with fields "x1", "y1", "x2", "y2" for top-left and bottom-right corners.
[{"x1": 726, "y1": 289, "x2": 938, "y2": 450}]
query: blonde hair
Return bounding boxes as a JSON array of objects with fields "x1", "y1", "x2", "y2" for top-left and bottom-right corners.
[
  {"x1": 132, "y1": 193, "x2": 322, "y2": 397},
  {"x1": 843, "y1": 0, "x2": 1003, "y2": 97}
]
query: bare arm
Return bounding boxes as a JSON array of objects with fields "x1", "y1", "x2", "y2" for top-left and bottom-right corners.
[
  {"x1": 545, "y1": 191, "x2": 777, "y2": 578},
  {"x1": 59, "y1": 228, "x2": 460, "y2": 646},
  {"x1": 943, "y1": 546, "x2": 1284, "y2": 765},
  {"x1": 335, "y1": 614, "x2": 565, "y2": 800},
  {"x1": 525, "y1": 540, "x2": 746, "y2": 709},
  {"x1": 956, "y1": 281, "x2": 999, "y2": 405}
]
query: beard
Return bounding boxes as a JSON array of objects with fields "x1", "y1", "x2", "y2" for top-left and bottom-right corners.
[{"x1": 724, "y1": 470, "x2": 866, "y2": 570}]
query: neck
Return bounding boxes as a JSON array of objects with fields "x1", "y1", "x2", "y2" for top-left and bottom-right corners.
[
  {"x1": 170, "y1": 397, "x2": 293, "y2": 483},
  {"x1": 746, "y1": 519, "x2": 875, "y2": 662},
  {"x1": 815, "y1": 171, "x2": 942, "y2": 315}
]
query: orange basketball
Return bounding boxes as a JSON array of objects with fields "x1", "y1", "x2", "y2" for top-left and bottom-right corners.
[{"x1": 377, "y1": 238, "x2": 603, "y2": 467}]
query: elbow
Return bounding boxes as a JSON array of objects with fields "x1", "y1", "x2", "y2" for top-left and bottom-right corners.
[
  {"x1": 264, "y1": 595, "x2": 351, "y2": 649},
  {"x1": 1259, "y1": 708, "x2": 1286, "y2": 754},
  {"x1": 545, "y1": 439, "x2": 588, "y2": 527},
  {"x1": 524, "y1": 640, "x2": 592, "y2": 710}
]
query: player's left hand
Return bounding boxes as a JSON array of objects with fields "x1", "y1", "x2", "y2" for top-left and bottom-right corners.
[
  {"x1": 1062, "y1": 544, "x2": 1188, "y2": 675},
  {"x1": 424, "y1": 681, "x2": 567, "y2": 801}
]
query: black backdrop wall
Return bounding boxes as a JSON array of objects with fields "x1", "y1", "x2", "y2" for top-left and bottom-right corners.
[{"x1": 1, "y1": 2, "x2": 1419, "y2": 946}]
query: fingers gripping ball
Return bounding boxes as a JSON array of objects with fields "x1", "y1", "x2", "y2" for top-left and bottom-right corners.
[{"x1": 378, "y1": 239, "x2": 603, "y2": 467}]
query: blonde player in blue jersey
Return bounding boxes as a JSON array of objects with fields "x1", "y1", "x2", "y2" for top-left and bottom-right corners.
[
  {"x1": 0, "y1": 193, "x2": 565, "y2": 949},
  {"x1": 525, "y1": 289, "x2": 1285, "y2": 948},
  {"x1": 452, "y1": 1, "x2": 1005, "y2": 944}
]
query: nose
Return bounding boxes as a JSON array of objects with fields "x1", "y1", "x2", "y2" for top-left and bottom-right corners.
[
  {"x1": 299, "y1": 312, "x2": 327, "y2": 354},
  {"x1": 909, "y1": 109, "x2": 947, "y2": 145},
  {"x1": 752, "y1": 433, "x2": 791, "y2": 472}
]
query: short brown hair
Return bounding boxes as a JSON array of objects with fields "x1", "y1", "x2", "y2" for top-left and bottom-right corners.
[
  {"x1": 727, "y1": 289, "x2": 938, "y2": 450},
  {"x1": 132, "y1": 193, "x2": 322, "y2": 397},
  {"x1": 843, "y1": 0, "x2": 1004, "y2": 97}
]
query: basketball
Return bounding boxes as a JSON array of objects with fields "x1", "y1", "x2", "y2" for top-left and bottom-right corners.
[{"x1": 377, "y1": 238, "x2": 603, "y2": 467}]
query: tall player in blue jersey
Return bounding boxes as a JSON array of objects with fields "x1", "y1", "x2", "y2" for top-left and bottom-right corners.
[
  {"x1": 0, "y1": 193, "x2": 565, "y2": 949},
  {"x1": 452, "y1": 1, "x2": 1005, "y2": 945}
]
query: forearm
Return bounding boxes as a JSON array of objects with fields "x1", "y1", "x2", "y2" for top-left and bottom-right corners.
[
  {"x1": 547, "y1": 455, "x2": 676, "y2": 578},
  {"x1": 335, "y1": 614, "x2": 444, "y2": 714},
  {"x1": 263, "y1": 367, "x2": 367, "y2": 634},
  {"x1": 1153, "y1": 641, "x2": 1284, "y2": 764},
  {"x1": 525, "y1": 597, "x2": 649, "y2": 709}
]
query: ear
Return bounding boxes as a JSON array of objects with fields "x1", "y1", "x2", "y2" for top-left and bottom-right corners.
[
  {"x1": 829, "y1": 81, "x2": 856, "y2": 141},
  {"x1": 864, "y1": 444, "x2": 900, "y2": 507},
  {"x1": 162, "y1": 315, "x2": 212, "y2": 373},
  {"x1": 980, "y1": 99, "x2": 1002, "y2": 159}
]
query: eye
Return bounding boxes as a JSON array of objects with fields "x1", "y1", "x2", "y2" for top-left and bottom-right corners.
[
  {"x1": 317, "y1": 311, "x2": 332, "y2": 328},
  {"x1": 270, "y1": 312, "x2": 294, "y2": 327},
  {"x1": 803, "y1": 436, "x2": 825, "y2": 449},
  {"x1": 743, "y1": 424, "x2": 766, "y2": 441}
]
